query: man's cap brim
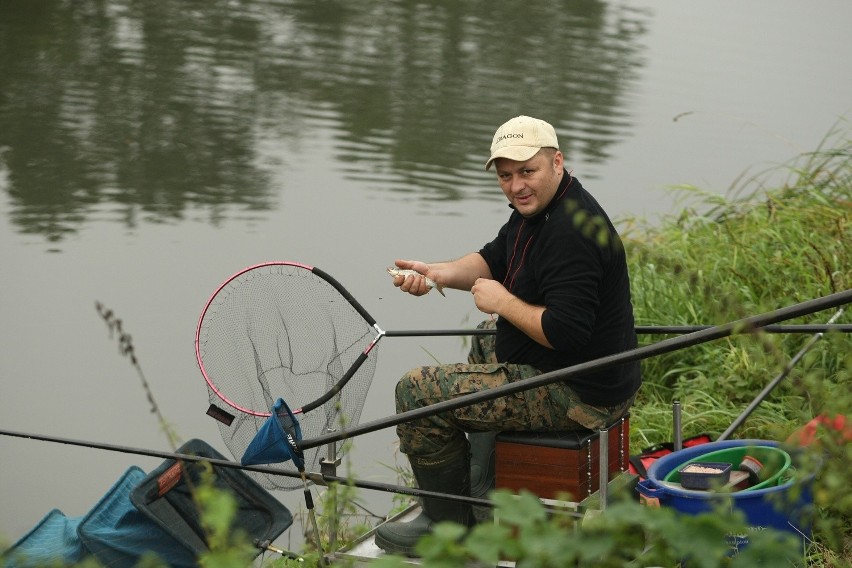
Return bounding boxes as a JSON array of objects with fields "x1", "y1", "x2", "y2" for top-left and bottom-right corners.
[{"x1": 485, "y1": 145, "x2": 543, "y2": 170}]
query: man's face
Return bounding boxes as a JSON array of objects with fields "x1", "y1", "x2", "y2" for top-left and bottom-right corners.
[{"x1": 494, "y1": 149, "x2": 564, "y2": 218}]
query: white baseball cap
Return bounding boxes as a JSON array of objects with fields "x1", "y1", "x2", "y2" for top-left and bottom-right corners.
[{"x1": 485, "y1": 115, "x2": 559, "y2": 170}]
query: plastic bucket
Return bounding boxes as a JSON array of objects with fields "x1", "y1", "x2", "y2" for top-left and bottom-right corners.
[
  {"x1": 637, "y1": 439, "x2": 814, "y2": 552},
  {"x1": 663, "y1": 445, "x2": 792, "y2": 491}
]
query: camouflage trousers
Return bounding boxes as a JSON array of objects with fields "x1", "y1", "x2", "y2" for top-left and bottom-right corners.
[{"x1": 395, "y1": 320, "x2": 635, "y2": 457}]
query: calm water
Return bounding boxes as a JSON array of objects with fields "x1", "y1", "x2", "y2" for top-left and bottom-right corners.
[{"x1": 1, "y1": 0, "x2": 850, "y2": 550}]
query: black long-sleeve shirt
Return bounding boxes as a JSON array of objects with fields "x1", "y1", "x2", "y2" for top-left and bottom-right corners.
[{"x1": 478, "y1": 172, "x2": 641, "y2": 406}]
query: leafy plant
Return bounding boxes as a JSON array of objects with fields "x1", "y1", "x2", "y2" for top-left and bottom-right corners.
[{"x1": 373, "y1": 489, "x2": 804, "y2": 567}]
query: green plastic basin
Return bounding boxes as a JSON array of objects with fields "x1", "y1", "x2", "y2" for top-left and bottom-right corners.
[{"x1": 663, "y1": 445, "x2": 792, "y2": 491}]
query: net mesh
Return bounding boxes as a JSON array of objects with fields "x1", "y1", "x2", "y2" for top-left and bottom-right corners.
[{"x1": 197, "y1": 263, "x2": 379, "y2": 490}]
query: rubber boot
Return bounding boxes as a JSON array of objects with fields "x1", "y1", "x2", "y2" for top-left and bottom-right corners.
[
  {"x1": 469, "y1": 431, "x2": 496, "y2": 523},
  {"x1": 374, "y1": 441, "x2": 474, "y2": 556}
]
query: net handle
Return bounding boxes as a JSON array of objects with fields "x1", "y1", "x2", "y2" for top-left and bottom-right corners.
[
  {"x1": 294, "y1": 266, "x2": 385, "y2": 413},
  {"x1": 298, "y1": 327, "x2": 384, "y2": 414},
  {"x1": 195, "y1": 261, "x2": 381, "y2": 417}
]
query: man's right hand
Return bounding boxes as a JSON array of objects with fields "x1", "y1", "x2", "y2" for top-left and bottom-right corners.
[{"x1": 391, "y1": 259, "x2": 434, "y2": 296}]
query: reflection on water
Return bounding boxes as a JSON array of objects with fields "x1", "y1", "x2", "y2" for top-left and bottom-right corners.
[{"x1": 0, "y1": 0, "x2": 649, "y2": 241}]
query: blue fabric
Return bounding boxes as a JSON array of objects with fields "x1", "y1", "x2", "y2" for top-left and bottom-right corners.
[
  {"x1": 241, "y1": 398, "x2": 305, "y2": 469},
  {"x1": 3, "y1": 509, "x2": 86, "y2": 567},
  {"x1": 77, "y1": 466, "x2": 196, "y2": 568},
  {"x1": 6, "y1": 441, "x2": 293, "y2": 568}
]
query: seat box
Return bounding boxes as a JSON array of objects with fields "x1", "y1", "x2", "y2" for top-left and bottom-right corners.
[{"x1": 495, "y1": 415, "x2": 629, "y2": 500}]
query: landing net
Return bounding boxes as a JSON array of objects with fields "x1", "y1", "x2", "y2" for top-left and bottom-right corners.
[{"x1": 196, "y1": 262, "x2": 379, "y2": 489}]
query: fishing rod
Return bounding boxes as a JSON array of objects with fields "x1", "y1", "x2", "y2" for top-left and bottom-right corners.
[
  {"x1": 302, "y1": 288, "x2": 852, "y2": 451},
  {"x1": 383, "y1": 324, "x2": 852, "y2": 337},
  {"x1": 635, "y1": 324, "x2": 851, "y2": 334},
  {"x1": 0, "y1": 428, "x2": 500, "y2": 510},
  {"x1": 4, "y1": 291, "x2": 849, "y2": 503},
  {"x1": 717, "y1": 308, "x2": 846, "y2": 441}
]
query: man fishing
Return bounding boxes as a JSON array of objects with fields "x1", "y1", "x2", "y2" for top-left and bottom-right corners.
[{"x1": 375, "y1": 115, "x2": 641, "y2": 555}]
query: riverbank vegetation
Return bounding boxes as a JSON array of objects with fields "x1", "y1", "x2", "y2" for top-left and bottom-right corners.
[
  {"x1": 627, "y1": 122, "x2": 850, "y2": 449},
  {"x1": 622, "y1": 122, "x2": 851, "y2": 565}
]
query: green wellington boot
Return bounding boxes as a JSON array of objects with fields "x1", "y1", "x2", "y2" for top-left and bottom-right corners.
[
  {"x1": 374, "y1": 441, "x2": 475, "y2": 556},
  {"x1": 469, "y1": 431, "x2": 497, "y2": 523}
]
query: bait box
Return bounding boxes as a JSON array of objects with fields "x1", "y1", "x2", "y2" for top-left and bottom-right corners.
[{"x1": 678, "y1": 462, "x2": 732, "y2": 490}]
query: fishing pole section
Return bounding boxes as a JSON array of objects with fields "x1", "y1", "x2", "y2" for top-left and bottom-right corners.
[
  {"x1": 0, "y1": 428, "x2": 497, "y2": 510},
  {"x1": 7, "y1": 291, "x2": 848, "y2": 491},
  {"x1": 383, "y1": 324, "x2": 852, "y2": 337},
  {"x1": 300, "y1": 288, "x2": 852, "y2": 452},
  {"x1": 5, "y1": 289, "x2": 852, "y2": 486}
]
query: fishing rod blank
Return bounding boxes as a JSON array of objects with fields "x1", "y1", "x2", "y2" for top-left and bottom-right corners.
[
  {"x1": 0, "y1": 428, "x2": 498, "y2": 509},
  {"x1": 300, "y1": 288, "x2": 852, "y2": 451},
  {"x1": 5, "y1": 291, "x2": 848, "y2": 507},
  {"x1": 717, "y1": 308, "x2": 846, "y2": 441},
  {"x1": 383, "y1": 324, "x2": 852, "y2": 337}
]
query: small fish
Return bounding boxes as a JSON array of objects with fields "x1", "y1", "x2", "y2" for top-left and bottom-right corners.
[{"x1": 387, "y1": 267, "x2": 445, "y2": 297}]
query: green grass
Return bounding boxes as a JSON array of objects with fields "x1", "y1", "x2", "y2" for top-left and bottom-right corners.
[
  {"x1": 626, "y1": 121, "x2": 850, "y2": 442},
  {"x1": 623, "y1": 120, "x2": 851, "y2": 564}
]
